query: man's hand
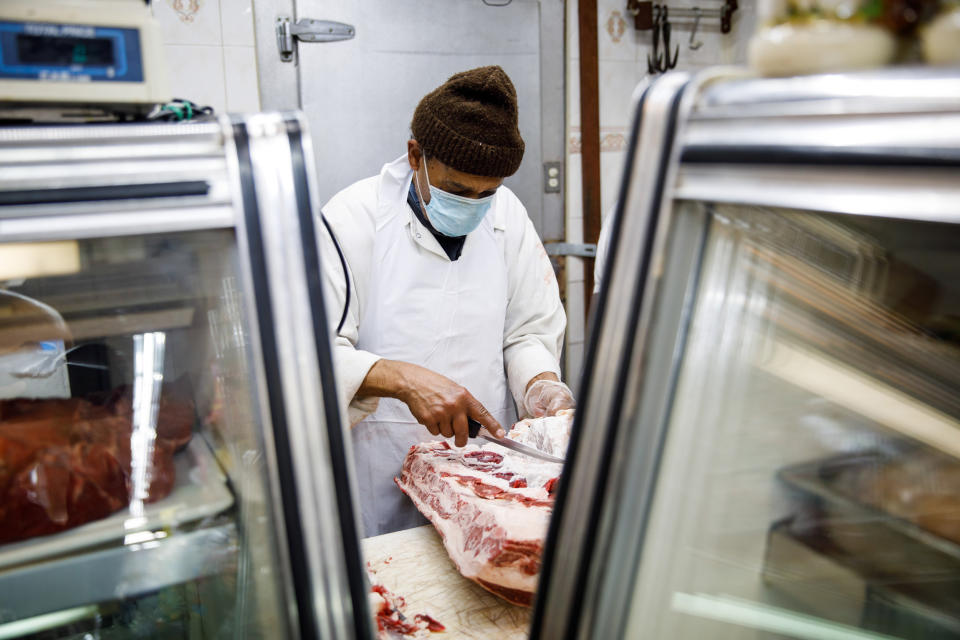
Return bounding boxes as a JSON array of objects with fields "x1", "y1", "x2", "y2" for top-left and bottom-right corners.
[
  {"x1": 523, "y1": 373, "x2": 575, "y2": 418},
  {"x1": 359, "y1": 359, "x2": 504, "y2": 447}
]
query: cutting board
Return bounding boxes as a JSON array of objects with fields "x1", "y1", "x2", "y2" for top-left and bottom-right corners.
[{"x1": 362, "y1": 525, "x2": 532, "y2": 639}]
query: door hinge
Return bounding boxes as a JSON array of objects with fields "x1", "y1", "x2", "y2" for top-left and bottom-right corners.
[
  {"x1": 544, "y1": 243, "x2": 597, "y2": 258},
  {"x1": 276, "y1": 17, "x2": 356, "y2": 62}
]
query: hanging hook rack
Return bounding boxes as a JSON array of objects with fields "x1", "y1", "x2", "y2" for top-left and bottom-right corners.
[
  {"x1": 689, "y1": 7, "x2": 704, "y2": 49},
  {"x1": 645, "y1": 4, "x2": 680, "y2": 74},
  {"x1": 627, "y1": 0, "x2": 738, "y2": 34}
]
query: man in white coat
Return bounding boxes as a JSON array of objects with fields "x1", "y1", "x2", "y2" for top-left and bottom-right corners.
[{"x1": 320, "y1": 66, "x2": 575, "y2": 537}]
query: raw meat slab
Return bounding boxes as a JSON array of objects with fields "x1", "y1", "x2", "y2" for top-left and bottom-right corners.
[{"x1": 394, "y1": 410, "x2": 573, "y2": 606}]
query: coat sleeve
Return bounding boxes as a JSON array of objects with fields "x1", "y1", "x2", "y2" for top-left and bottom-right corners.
[
  {"x1": 502, "y1": 212, "x2": 567, "y2": 416},
  {"x1": 317, "y1": 200, "x2": 382, "y2": 426}
]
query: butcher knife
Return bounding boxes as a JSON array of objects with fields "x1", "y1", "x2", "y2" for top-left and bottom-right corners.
[{"x1": 467, "y1": 418, "x2": 565, "y2": 464}]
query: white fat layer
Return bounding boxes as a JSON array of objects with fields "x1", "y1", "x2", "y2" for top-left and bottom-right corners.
[
  {"x1": 507, "y1": 409, "x2": 574, "y2": 459},
  {"x1": 398, "y1": 442, "x2": 558, "y2": 593}
]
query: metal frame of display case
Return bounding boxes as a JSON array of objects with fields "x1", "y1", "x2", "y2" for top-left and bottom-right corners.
[
  {"x1": 0, "y1": 115, "x2": 372, "y2": 639},
  {"x1": 531, "y1": 67, "x2": 960, "y2": 640}
]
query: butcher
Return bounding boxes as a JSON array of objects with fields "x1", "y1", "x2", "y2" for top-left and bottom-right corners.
[{"x1": 319, "y1": 65, "x2": 574, "y2": 537}]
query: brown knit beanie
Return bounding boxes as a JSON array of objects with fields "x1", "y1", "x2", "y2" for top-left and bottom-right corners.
[{"x1": 411, "y1": 66, "x2": 525, "y2": 178}]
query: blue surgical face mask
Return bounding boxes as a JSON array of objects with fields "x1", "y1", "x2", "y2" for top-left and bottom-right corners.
[{"x1": 415, "y1": 155, "x2": 495, "y2": 238}]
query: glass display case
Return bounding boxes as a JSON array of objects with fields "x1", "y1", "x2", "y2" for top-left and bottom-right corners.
[
  {"x1": 533, "y1": 69, "x2": 960, "y2": 640},
  {"x1": 0, "y1": 115, "x2": 369, "y2": 638},
  {"x1": 7, "y1": 71, "x2": 959, "y2": 640}
]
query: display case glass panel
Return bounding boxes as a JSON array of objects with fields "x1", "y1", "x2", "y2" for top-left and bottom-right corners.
[
  {"x1": 0, "y1": 230, "x2": 294, "y2": 639},
  {"x1": 624, "y1": 202, "x2": 960, "y2": 639}
]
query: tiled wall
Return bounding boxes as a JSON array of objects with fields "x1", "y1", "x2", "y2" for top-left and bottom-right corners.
[
  {"x1": 563, "y1": 0, "x2": 756, "y2": 382},
  {"x1": 151, "y1": 0, "x2": 261, "y2": 114}
]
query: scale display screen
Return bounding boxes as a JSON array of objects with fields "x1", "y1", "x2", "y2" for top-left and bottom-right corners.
[
  {"x1": 0, "y1": 21, "x2": 143, "y2": 82},
  {"x1": 17, "y1": 34, "x2": 115, "y2": 67}
]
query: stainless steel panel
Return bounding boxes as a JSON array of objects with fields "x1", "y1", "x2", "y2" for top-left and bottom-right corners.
[
  {"x1": 684, "y1": 112, "x2": 960, "y2": 150},
  {"x1": 676, "y1": 165, "x2": 960, "y2": 223},
  {"x1": 0, "y1": 206, "x2": 236, "y2": 241}
]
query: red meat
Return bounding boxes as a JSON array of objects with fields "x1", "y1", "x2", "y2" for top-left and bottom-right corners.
[{"x1": 0, "y1": 383, "x2": 194, "y2": 545}]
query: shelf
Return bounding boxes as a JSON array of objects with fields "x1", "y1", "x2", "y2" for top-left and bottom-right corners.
[{"x1": 0, "y1": 522, "x2": 238, "y2": 621}]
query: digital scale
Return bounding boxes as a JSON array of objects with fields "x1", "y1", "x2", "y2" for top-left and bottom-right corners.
[{"x1": 0, "y1": 0, "x2": 170, "y2": 119}]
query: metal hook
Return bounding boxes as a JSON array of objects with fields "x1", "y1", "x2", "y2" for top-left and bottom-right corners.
[
  {"x1": 660, "y1": 6, "x2": 679, "y2": 70},
  {"x1": 646, "y1": 4, "x2": 663, "y2": 74},
  {"x1": 689, "y1": 6, "x2": 703, "y2": 50}
]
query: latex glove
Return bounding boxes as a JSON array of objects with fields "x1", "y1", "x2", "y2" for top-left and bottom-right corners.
[{"x1": 523, "y1": 379, "x2": 575, "y2": 418}]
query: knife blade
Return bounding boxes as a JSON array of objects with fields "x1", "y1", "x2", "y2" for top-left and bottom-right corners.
[{"x1": 467, "y1": 418, "x2": 565, "y2": 464}]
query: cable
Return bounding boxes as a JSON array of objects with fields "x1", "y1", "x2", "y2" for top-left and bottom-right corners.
[
  {"x1": 320, "y1": 213, "x2": 351, "y2": 334},
  {"x1": 146, "y1": 98, "x2": 215, "y2": 122}
]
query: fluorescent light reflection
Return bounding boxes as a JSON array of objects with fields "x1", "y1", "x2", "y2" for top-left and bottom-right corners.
[
  {"x1": 672, "y1": 592, "x2": 901, "y2": 640},
  {"x1": 0, "y1": 606, "x2": 99, "y2": 640},
  {"x1": 125, "y1": 331, "x2": 166, "y2": 527}
]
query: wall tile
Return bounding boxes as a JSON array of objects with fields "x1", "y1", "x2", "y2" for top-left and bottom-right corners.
[
  {"x1": 164, "y1": 44, "x2": 227, "y2": 113},
  {"x1": 219, "y1": 0, "x2": 256, "y2": 47},
  {"x1": 722, "y1": 6, "x2": 758, "y2": 64},
  {"x1": 599, "y1": 59, "x2": 644, "y2": 128},
  {"x1": 153, "y1": 0, "x2": 222, "y2": 46},
  {"x1": 224, "y1": 46, "x2": 261, "y2": 112},
  {"x1": 634, "y1": 27, "x2": 653, "y2": 66},
  {"x1": 599, "y1": 7, "x2": 639, "y2": 61},
  {"x1": 568, "y1": 127, "x2": 631, "y2": 156}
]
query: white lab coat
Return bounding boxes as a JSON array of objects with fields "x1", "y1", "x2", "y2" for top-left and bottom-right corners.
[{"x1": 319, "y1": 155, "x2": 565, "y2": 537}]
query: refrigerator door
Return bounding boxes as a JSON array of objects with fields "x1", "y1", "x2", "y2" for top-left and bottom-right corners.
[
  {"x1": 0, "y1": 115, "x2": 369, "y2": 639},
  {"x1": 533, "y1": 69, "x2": 960, "y2": 640}
]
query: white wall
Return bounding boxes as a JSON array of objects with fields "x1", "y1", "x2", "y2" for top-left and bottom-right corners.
[
  {"x1": 151, "y1": 0, "x2": 261, "y2": 114},
  {"x1": 563, "y1": 0, "x2": 757, "y2": 382}
]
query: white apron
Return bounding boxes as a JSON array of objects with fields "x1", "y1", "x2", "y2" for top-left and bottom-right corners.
[{"x1": 352, "y1": 188, "x2": 515, "y2": 538}]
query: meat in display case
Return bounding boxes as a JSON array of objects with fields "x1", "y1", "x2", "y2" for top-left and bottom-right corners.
[
  {"x1": 532, "y1": 69, "x2": 960, "y2": 640},
  {"x1": 0, "y1": 116, "x2": 368, "y2": 638}
]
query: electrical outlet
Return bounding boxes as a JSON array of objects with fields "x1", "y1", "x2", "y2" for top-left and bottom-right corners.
[{"x1": 543, "y1": 161, "x2": 562, "y2": 193}]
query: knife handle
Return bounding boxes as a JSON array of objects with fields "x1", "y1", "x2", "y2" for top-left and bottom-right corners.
[{"x1": 467, "y1": 418, "x2": 483, "y2": 438}]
